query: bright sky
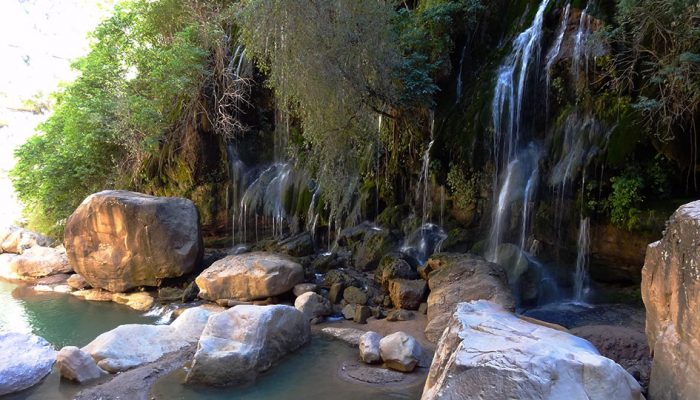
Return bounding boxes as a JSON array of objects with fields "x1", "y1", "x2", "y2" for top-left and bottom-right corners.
[{"x1": 0, "y1": 0, "x2": 114, "y2": 226}]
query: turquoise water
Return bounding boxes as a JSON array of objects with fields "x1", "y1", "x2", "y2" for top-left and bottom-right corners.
[
  {"x1": 0, "y1": 280, "x2": 158, "y2": 400},
  {"x1": 152, "y1": 336, "x2": 425, "y2": 400}
]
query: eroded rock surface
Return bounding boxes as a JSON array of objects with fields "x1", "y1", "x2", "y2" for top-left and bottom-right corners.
[
  {"x1": 56, "y1": 346, "x2": 104, "y2": 383},
  {"x1": 422, "y1": 301, "x2": 643, "y2": 400},
  {"x1": 642, "y1": 201, "x2": 700, "y2": 400},
  {"x1": 64, "y1": 190, "x2": 202, "y2": 292}
]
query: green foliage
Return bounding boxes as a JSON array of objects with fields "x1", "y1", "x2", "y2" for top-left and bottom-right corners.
[
  {"x1": 446, "y1": 164, "x2": 483, "y2": 209},
  {"x1": 605, "y1": 168, "x2": 644, "y2": 230},
  {"x1": 11, "y1": 0, "x2": 240, "y2": 236}
]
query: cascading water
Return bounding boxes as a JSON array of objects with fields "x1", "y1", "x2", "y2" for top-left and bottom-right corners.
[
  {"x1": 572, "y1": 3, "x2": 592, "y2": 80},
  {"x1": 574, "y1": 216, "x2": 591, "y2": 301},
  {"x1": 486, "y1": 0, "x2": 550, "y2": 262},
  {"x1": 545, "y1": 2, "x2": 571, "y2": 98},
  {"x1": 455, "y1": 44, "x2": 468, "y2": 103}
]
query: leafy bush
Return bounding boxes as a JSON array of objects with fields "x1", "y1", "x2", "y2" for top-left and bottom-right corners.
[{"x1": 605, "y1": 168, "x2": 645, "y2": 230}]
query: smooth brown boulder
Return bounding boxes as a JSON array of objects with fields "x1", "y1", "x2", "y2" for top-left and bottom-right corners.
[
  {"x1": 642, "y1": 201, "x2": 700, "y2": 400},
  {"x1": 424, "y1": 253, "x2": 515, "y2": 342},
  {"x1": 64, "y1": 190, "x2": 202, "y2": 292},
  {"x1": 196, "y1": 252, "x2": 303, "y2": 301},
  {"x1": 388, "y1": 279, "x2": 427, "y2": 310}
]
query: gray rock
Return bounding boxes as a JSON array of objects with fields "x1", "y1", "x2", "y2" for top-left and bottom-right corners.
[
  {"x1": 0, "y1": 332, "x2": 56, "y2": 396},
  {"x1": 320, "y1": 327, "x2": 365, "y2": 346},
  {"x1": 293, "y1": 283, "x2": 317, "y2": 297},
  {"x1": 294, "y1": 291, "x2": 331, "y2": 321},
  {"x1": 359, "y1": 331, "x2": 381, "y2": 364},
  {"x1": 185, "y1": 305, "x2": 310, "y2": 386},
  {"x1": 379, "y1": 331, "x2": 422, "y2": 372},
  {"x1": 56, "y1": 346, "x2": 104, "y2": 383},
  {"x1": 0, "y1": 225, "x2": 52, "y2": 254}
]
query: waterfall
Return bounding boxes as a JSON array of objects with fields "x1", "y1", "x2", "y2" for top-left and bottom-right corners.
[
  {"x1": 455, "y1": 44, "x2": 468, "y2": 103},
  {"x1": 545, "y1": 2, "x2": 571, "y2": 94},
  {"x1": 574, "y1": 216, "x2": 590, "y2": 301},
  {"x1": 486, "y1": 0, "x2": 550, "y2": 262},
  {"x1": 572, "y1": 3, "x2": 591, "y2": 80},
  {"x1": 227, "y1": 145, "x2": 248, "y2": 246}
]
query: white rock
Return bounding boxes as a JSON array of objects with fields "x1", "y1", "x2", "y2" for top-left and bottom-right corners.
[
  {"x1": 294, "y1": 291, "x2": 331, "y2": 321},
  {"x1": 185, "y1": 304, "x2": 310, "y2": 385},
  {"x1": 359, "y1": 331, "x2": 381, "y2": 364},
  {"x1": 56, "y1": 346, "x2": 104, "y2": 383},
  {"x1": 320, "y1": 327, "x2": 365, "y2": 346},
  {"x1": 421, "y1": 300, "x2": 644, "y2": 400},
  {"x1": 81, "y1": 306, "x2": 218, "y2": 373},
  {"x1": 0, "y1": 226, "x2": 52, "y2": 254},
  {"x1": 379, "y1": 331, "x2": 422, "y2": 372},
  {"x1": 0, "y1": 332, "x2": 56, "y2": 396}
]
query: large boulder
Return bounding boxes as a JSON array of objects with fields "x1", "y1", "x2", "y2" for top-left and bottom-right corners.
[
  {"x1": 423, "y1": 253, "x2": 515, "y2": 342},
  {"x1": 388, "y1": 279, "x2": 427, "y2": 310},
  {"x1": 196, "y1": 252, "x2": 303, "y2": 301},
  {"x1": 421, "y1": 301, "x2": 643, "y2": 400},
  {"x1": 82, "y1": 306, "x2": 216, "y2": 372},
  {"x1": 379, "y1": 331, "x2": 422, "y2": 372},
  {"x1": 56, "y1": 346, "x2": 104, "y2": 383},
  {"x1": 8, "y1": 246, "x2": 72, "y2": 278},
  {"x1": 64, "y1": 190, "x2": 202, "y2": 292},
  {"x1": 0, "y1": 332, "x2": 56, "y2": 396},
  {"x1": 642, "y1": 201, "x2": 700, "y2": 400},
  {"x1": 0, "y1": 225, "x2": 52, "y2": 254},
  {"x1": 185, "y1": 305, "x2": 310, "y2": 386}
]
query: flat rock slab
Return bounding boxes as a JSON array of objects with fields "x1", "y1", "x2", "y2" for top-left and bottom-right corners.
[{"x1": 339, "y1": 361, "x2": 426, "y2": 387}]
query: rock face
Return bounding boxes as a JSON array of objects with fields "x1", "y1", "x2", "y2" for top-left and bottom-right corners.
[
  {"x1": 0, "y1": 226, "x2": 52, "y2": 254},
  {"x1": 338, "y1": 222, "x2": 397, "y2": 271},
  {"x1": 0, "y1": 332, "x2": 56, "y2": 396},
  {"x1": 359, "y1": 331, "x2": 381, "y2": 364},
  {"x1": 422, "y1": 301, "x2": 643, "y2": 400},
  {"x1": 379, "y1": 331, "x2": 422, "y2": 372},
  {"x1": 185, "y1": 305, "x2": 310, "y2": 386},
  {"x1": 641, "y1": 201, "x2": 700, "y2": 400},
  {"x1": 388, "y1": 279, "x2": 427, "y2": 310},
  {"x1": 423, "y1": 253, "x2": 515, "y2": 342},
  {"x1": 64, "y1": 190, "x2": 202, "y2": 292},
  {"x1": 56, "y1": 346, "x2": 104, "y2": 383},
  {"x1": 8, "y1": 246, "x2": 72, "y2": 278},
  {"x1": 294, "y1": 291, "x2": 331, "y2": 321},
  {"x1": 196, "y1": 252, "x2": 303, "y2": 301},
  {"x1": 82, "y1": 306, "x2": 216, "y2": 372}
]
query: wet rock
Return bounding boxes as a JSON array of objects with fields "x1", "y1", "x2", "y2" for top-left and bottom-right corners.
[
  {"x1": 343, "y1": 286, "x2": 368, "y2": 305},
  {"x1": 387, "y1": 309, "x2": 414, "y2": 322},
  {"x1": 0, "y1": 225, "x2": 52, "y2": 254},
  {"x1": 182, "y1": 281, "x2": 199, "y2": 302},
  {"x1": 342, "y1": 304, "x2": 356, "y2": 320},
  {"x1": 379, "y1": 331, "x2": 422, "y2": 372},
  {"x1": 354, "y1": 305, "x2": 371, "y2": 324},
  {"x1": 388, "y1": 279, "x2": 426, "y2": 310},
  {"x1": 641, "y1": 200, "x2": 700, "y2": 400},
  {"x1": 328, "y1": 282, "x2": 344, "y2": 304},
  {"x1": 570, "y1": 325, "x2": 651, "y2": 392},
  {"x1": 0, "y1": 332, "x2": 56, "y2": 396},
  {"x1": 67, "y1": 274, "x2": 90, "y2": 290},
  {"x1": 275, "y1": 232, "x2": 314, "y2": 257},
  {"x1": 56, "y1": 346, "x2": 104, "y2": 383},
  {"x1": 196, "y1": 252, "x2": 303, "y2": 301},
  {"x1": 83, "y1": 306, "x2": 216, "y2": 372},
  {"x1": 9, "y1": 246, "x2": 72, "y2": 278},
  {"x1": 422, "y1": 301, "x2": 643, "y2": 400},
  {"x1": 185, "y1": 305, "x2": 310, "y2": 386},
  {"x1": 64, "y1": 190, "x2": 202, "y2": 292},
  {"x1": 157, "y1": 287, "x2": 185, "y2": 303},
  {"x1": 339, "y1": 222, "x2": 398, "y2": 271},
  {"x1": 293, "y1": 283, "x2": 317, "y2": 297},
  {"x1": 375, "y1": 252, "x2": 418, "y2": 289},
  {"x1": 111, "y1": 292, "x2": 155, "y2": 311},
  {"x1": 294, "y1": 291, "x2": 331, "y2": 321},
  {"x1": 424, "y1": 253, "x2": 515, "y2": 342}
]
